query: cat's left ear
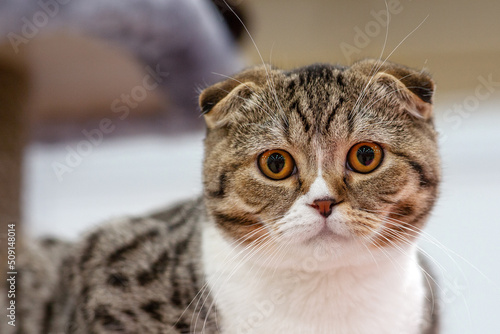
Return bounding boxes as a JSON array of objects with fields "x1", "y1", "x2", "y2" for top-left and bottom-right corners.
[
  {"x1": 199, "y1": 66, "x2": 268, "y2": 128},
  {"x1": 354, "y1": 59, "x2": 435, "y2": 119}
]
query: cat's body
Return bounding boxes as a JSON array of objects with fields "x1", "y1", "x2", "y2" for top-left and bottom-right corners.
[{"x1": 2, "y1": 60, "x2": 440, "y2": 333}]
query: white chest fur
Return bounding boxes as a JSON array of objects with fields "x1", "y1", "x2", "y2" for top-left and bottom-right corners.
[{"x1": 202, "y1": 223, "x2": 427, "y2": 334}]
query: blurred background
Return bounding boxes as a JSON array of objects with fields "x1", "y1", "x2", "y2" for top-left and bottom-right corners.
[{"x1": 0, "y1": 0, "x2": 499, "y2": 333}]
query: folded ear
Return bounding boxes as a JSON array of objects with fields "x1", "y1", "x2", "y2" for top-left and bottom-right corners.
[
  {"x1": 353, "y1": 59, "x2": 435, "y2": 119},
  {"x1": 199, "y1": 66, "x2": 269, "y2": 128}
]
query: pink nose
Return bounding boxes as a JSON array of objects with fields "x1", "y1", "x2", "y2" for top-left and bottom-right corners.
[{"x1": 310, "y1": 198, "x2": 336, "y2": 218}]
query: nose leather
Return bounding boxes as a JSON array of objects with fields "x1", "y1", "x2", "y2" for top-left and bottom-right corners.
[{"x1": 311, "y1": 198, "x2": 336, "y2": 218}]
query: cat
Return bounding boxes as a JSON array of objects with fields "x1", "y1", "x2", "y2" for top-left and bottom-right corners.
[{"x1": 1, "y1": 59, "x2": 440, "y2": 334}]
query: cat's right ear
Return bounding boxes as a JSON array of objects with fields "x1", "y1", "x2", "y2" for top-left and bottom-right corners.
[
  {"x1": 352, "y1": 59, "x2": 435, "y2": 120},
  {"x1": 199, "y1": 67, "x2": 267, "y2": 128}
]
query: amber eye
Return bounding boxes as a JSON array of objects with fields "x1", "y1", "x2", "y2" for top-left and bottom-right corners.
[
  {"x1": 347, "y1": 142, "x2": 383, "y2": 173},
  {"x1": 258, "y1": 149, "x2": 295, "y2": 180}
]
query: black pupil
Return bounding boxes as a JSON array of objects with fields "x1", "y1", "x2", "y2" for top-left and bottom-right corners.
[
  {"x1": 267, "y1": 153, "x2": 286, "y2": 174},
  {"x1": 356, "y1": 146, "x2": 375, "y2": 166}
]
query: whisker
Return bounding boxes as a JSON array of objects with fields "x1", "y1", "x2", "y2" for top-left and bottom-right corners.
[{"x1": 351, "y1": 14, "x2": 429, "y2": 125}]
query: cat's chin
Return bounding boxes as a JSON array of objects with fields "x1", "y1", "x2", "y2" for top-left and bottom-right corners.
[
  {"x1": 304, "y1": 227, "x2": 356, "y2": 252},
  {"x1": 294, "y1": 227, "x2": 350, "y2": 256},
  {"x1": 264, "y1": 239, "x2": 372, "y2": 272},
  {"x1": 309, "y1": 224, "x2": 349, "y2": 241},
  {"x1": 279, "y1": 216, "x2": 353, "y2": 246},
  {"x1": 253, "y1": 229, "x2": 372, "y2": 271}
]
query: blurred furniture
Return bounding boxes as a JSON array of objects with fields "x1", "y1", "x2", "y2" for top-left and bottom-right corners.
[{"x1": 0, "y1": 45, "x2": 28, "y2": 287}]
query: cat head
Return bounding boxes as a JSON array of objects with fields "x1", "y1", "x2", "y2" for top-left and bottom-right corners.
[{"x1": 200, "y1": 59, "x2": 440, "y2": 268}]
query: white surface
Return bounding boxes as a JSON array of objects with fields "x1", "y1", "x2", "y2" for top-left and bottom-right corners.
[
  {"x1": 24, "y1": 99, "x2": 500, "y2": 333},
  {"x1": 24, "y1": 132, "x2": 205, "y2": 238}
]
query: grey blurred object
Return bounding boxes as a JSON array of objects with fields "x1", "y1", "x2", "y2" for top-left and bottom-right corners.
[{"x1": 0, "y1": 0, "x2": 245, "y2": 133}]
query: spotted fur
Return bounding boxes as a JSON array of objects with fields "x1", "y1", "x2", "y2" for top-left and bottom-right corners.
[{"x1": 2, "y1": 59, "x2": 440, "y2": 333}]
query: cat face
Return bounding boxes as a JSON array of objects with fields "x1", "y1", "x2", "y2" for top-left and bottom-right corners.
[{"x1": 200, "y1": 60, "x2": 440, "y2": 266}]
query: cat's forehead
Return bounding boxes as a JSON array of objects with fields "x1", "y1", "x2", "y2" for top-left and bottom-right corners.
[{"x1": 239, "y1": 64, "x2": 396, "y2": 148}]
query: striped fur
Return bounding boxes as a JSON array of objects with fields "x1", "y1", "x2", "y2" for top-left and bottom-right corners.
[{"x1": 1, "y1": 198, "x2": 218, "y2": 334}]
